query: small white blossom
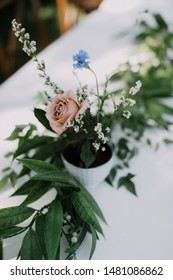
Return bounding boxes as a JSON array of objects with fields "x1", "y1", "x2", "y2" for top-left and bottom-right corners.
[
  {"x1": 94, "y1": 123, "x2": 102, "y2": 133},
  {"x1": 123, "y1": 110, "x2": 131, "y2": 119},
  {"x1": 129, "y1": 80, "x2": 142, "y2": 95},
  {"x1": 105, "y1": 127, "x2": 111, "y2": 133},
  {"x1": 102, "y1": 146, "x2": 106, "y2": 151},
  {"x1": 71, "y1": 236, "x2": 78, "y2": 244},
  {"x1": 121, "y1": 98, "x2": 136, "y2": 107},
  {"x1": 93, "y1": 142, "x2": 100, "y2": 151},
  {"x1": 66, "y1": 215, "x2": 71, "y2": 221},
  {"x1": 74, "y1": 126, "x2": 80, "y2": 133},
  {"x1": 72, "y1": 232, "x2": 78, "y2": 237}
]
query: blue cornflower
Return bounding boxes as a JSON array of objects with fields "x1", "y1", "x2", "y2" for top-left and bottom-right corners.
[{"x1": 73, "y1": 50, "x2": 90, "y2": 69}]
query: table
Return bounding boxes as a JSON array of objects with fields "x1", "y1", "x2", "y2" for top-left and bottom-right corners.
[{"x1": 1, "y1": 0, "x2": 173, "y2": 260}]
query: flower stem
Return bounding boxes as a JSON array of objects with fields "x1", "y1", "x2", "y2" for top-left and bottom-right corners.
[{"x1": 88, "y1": 67, "x2": 100, "y2": 123}]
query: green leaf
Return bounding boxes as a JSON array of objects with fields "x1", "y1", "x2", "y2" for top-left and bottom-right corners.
[
  {"x1": 117, "y1": 138, "x2": 130, "y2": 160},
  {"x1": 105, "y1": 167, "x2": 117, "y2": 187},
  {"x1": 0, "y1": 175, "x2": 9, "y2": 190},
  {"x1": 89, "y1": 226, "x2": 97, "y2": 260},
  {"x1": 0, "y1": 226, "x2": 26, "y2": 239},
  {"x1": 9, "y1": 171, "x2": 17, "y2": 187},
  {"x1": 34, "y1": 108, "x2": 54, "y2": 132},
  {"x1": 79, "y1": 185, "x2": 107, "y2": 224},
  {"x1": 44, "y1": 199, "x2": 63, "y2": 260},
  {"x1": 154, "y1": 13, "x2": 168, "y2": 30},
  {"x1": 72, "y1": 192, "x2": 103, "y2": 235},
  {"x1": 80, "y1": 141, "x2": 96, "y2": 168},
  {"x1": 0, "y1": 206, "x2": 35, "y2": 229},
  {"x1": 32, "y1": 170, "x2": 79, "y2": 189},
  {"x1": 22, "y1": 181, "x2": 52, "y2": 206},
  {"x1": 18, "y1": 158, "x2": 58, "y2": 174},
  {"x1": 14, "y1": 136, "x2": 52, "y2": 158},
  {"x1": 118, "y1": 173, "x2": 137, "y2": 196},
  {"x1": 163, "y1": 138, "x2": 173, "y2": 144},
  {"x1": 20, "y1": 228, "x2": 42, "y2": 260},
  {"x1": 11, "y1": 180, "x2": 38, "y2": 196},
  {"x1": 35, "y1": 214, "x2": 47, "y2": 259},
  {"x1": 6, "y1": 125, "x2": 27, "y2": 140}
]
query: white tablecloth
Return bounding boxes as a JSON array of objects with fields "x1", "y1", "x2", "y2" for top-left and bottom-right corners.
[{"x1": 1, "y1": 0, "x2": 173, "y2": 260}]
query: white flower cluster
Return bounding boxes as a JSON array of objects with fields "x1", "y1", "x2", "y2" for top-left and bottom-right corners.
[
  {"x1": 129, "y1": 80, "x2": 142, "y2": 95},
  {"x1": 12, "y1": 19, "x2": 61, "y2": 95},
  {"x1": 92, "y1": 123, "x2": 109, "y2": 151},
  {"x1": 120, "y1": 96, "x2": 136, "y2": 107},
  {"x1": 66, "y1": 114, "x2": 85, "y2": 133},
  {"x1": 76, "y1": 86, "x2": 89, "y2": 104},
  {"x1": 12, "y1": 19, "x2": 37, "y2": 56}
]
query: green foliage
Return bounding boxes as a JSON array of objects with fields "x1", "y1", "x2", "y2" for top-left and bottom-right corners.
[
  {"x1": 80, "y1": 140, "x2": 96, "y2": 168},
  {"x1": 44, "y1": 199, "x2": 63, "y2": 260},
  {"x1": 34, "y1": 108, "x2": 54, "y2": 132},
  {"x1": 0, "y1": 206, "x2": 35, "y2": 229},
  {"x1": 72, "y1": 192, "x2": 103, "y2": 235},
  {"x1": 118, "y1": 173, "x2": 137, "y2": 196},
  {"x1": 106, "y1": 166, "x2": 117, "y2": 187},
  {"x1": 20, "y1": 228, "x2": 42, "y2": 260}
]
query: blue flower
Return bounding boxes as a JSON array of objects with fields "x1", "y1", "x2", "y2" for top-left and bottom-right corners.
[{"x1": 73, "y1": 50, "x2": 90, "y2": 69}]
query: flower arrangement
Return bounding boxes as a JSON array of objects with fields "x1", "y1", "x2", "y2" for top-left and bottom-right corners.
[{"x1": 0, "y1": 19, "x2": 141, "y2": 260}]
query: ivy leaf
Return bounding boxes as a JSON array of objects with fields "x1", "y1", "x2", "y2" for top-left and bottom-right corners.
[
  {"x1": 34, "y1": 108, "x2": 54, "y2": 132},
  {"x1": 44, "y1": 199, "x2": 63, "y2": 260},
  {"x1": 117, "y1": 138, "x2": 130, "y2": 160},
  {"x1": 80, "y1": 141, "x2": 96, "y2": 168},
  {"x1": 105, "y1": 166, "x2": 117, "y2": 187},
  {"x1": 20, "y1": 228, "x2": 42, "y2": 260},
  {"x1": 18, "y1": 158, "x2": 58, "y2": 174},
  {"x1": 118, "y1": 173, "x2": 137, "y2": 196},
  {"x1": 0, "y1": 206, "x2": 35, "y2": 229},
  {"x1": 72, "y1": 192, "x2": 103, "y2": 235},
  {"x1": 35, "y1": 214, "x2": 47, "y2": 259}
]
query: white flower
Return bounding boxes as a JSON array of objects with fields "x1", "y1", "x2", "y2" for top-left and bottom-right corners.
[
  {"x1": 105, "y1": 127, "x2": 111, "y2": 133},
  {"x1": 74, "y1": 126, "x2": 79, "y2": 133},
  {"x1": 94, "y1": 123, "x2": 102, "y2": 133},
  {"x1": 66, "y1": 215, "x2": 71, "y2": 221},
  {"x1": 123, "y1": 110, "x2": 131, "y2": 119},
  {"x1": 71, "y1": 236, "x2": 78, "y2": 244},
  {"x1": 129, "y1": 80, "x2": 142, "y2": 95},
  {"x1": 121, "y1": 98, "x2": 136, "y2": 107},
  {"x1": 92, "y1": 142, "x2": 100, "y2": 151},
  {"x1": 72, "y1": 232, "x2": 78, "y2": 237}
]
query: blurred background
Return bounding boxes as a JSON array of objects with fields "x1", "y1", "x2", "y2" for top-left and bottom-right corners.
[{"x1": 0, "y1": 0, "x2": 103, "y2": 84}]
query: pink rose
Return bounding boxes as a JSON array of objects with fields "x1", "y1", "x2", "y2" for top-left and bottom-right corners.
[{"x1": 46, "y1": 91, "x2": 89, "y2": 135}]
